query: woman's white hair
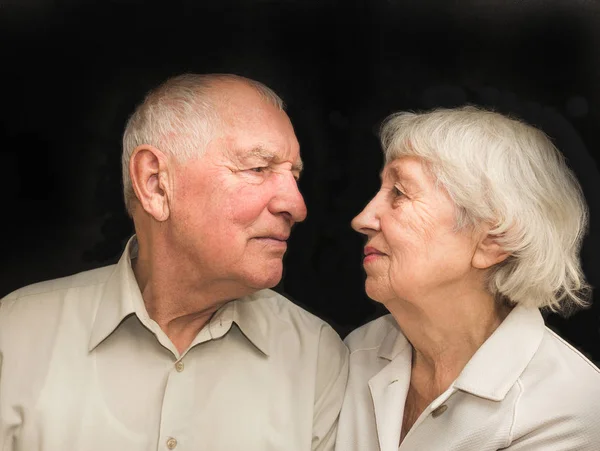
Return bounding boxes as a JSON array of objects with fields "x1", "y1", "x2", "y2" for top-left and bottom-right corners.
[
  {"x1": 380, "y1": 105, "x2": 590, "y2": 315},
  {"x1": 121, "y1": 73, "x2": 284, "y2": 215}
]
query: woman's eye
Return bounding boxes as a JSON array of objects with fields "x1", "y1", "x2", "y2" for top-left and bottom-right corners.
[
  {"x1": 250, "y1": 167, "x2": 266, "y2": 173},
  {"x1": 392, "y1": 186, "x2": 404, "y2": 197}
]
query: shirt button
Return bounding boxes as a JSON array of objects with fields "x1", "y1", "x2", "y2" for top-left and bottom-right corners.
[
  {"x1": 432, "y1": 404, "x2": 448, "y2": 418},
  {"x1": 166, "y1": 437, "x2": 178, "y2": 449},
  {"x1": 175, "y1": 361, "x2": 184, "y2": 372}
]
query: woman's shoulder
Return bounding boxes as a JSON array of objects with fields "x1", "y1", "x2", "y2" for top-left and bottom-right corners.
[
  {"x1": 525, "y1": 326, "x2": 600, "y2": 386},
  {"x1": 530, "y1": 326, "x2": 600, "y2": 388},
  {"x1": 343, "y1": 314, "x2": 400, "y2": 353},
  {"x1": 509, "y1": 326, "x2": 600, "y2": 447}
]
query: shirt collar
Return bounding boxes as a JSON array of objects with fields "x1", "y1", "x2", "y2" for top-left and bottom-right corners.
[
  {"x1": 376, "y1": 306, "x2": 545, "y2": 402},
  {"x1": 88, "y1": 236, "x2": 144, "y2": 351},
  {"x1": 377, "y1": 315, "x2": 411, "y2": 361},
  {"x1": 452, "y1": 305, "x2": 545, "y2": 401},
  {"x1": 89, "y1": 236, "x2": 271, "y2": 356},
  {"x1": 220, "y1": 291, "x2": 271, "y2": 356}
]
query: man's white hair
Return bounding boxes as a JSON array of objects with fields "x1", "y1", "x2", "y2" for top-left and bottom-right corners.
[
  {"x1": 121, "y1": 73, "x2": 284, "y2": 215},
  {"x1": 380, "y1": 106, "x2": 590, "y2": 315}
]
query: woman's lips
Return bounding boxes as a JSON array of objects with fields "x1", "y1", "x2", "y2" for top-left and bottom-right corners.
[
  {"x1": 363, "y1": 246, "x2": 385, "y2": 264},
  {"x1": 363, "y1": 254, "x2": 383, "y2": 264}
]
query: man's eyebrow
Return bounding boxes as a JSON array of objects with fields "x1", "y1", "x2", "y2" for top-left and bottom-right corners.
[
  {"x1": 246, "y1": 145, "x2": 304, "y2": 172},
  {"x1": 293, "y1": 158, "x2": 304, "y2": 173},
  {"x1": 247, "y1": 146, "x2": 276, "y2": 161}
]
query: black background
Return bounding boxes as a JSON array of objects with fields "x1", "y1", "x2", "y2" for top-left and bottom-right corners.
[{"x1": 2, "y1": 0, "x2": 599, "y2": 366}]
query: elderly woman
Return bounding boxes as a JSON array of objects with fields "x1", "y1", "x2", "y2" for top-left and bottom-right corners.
[{"x1": 335, "y1": 106, "x2": 600, "y2": 451}]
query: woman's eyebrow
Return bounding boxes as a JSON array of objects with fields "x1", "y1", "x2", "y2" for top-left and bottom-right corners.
[
  {"x1": 380, "y1": 165, "x2": 404, "y2": 182},
  {"x1": 379, "y1": 165, "x2": 418, "y2": 194}
]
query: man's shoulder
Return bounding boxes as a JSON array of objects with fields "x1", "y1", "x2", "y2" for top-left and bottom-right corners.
[
  {"x1": 0, "y1": 265, "x2": 117, "y2": 355},
  {"x1": 343, "y1": 314, "x2": 397, "y2": 353},
  {"x1": 241, "y1": 289, "x2": 348, "y2": 362},
  {"x1": 1, "y1": 264, "x2": 116, "y2": 315}
]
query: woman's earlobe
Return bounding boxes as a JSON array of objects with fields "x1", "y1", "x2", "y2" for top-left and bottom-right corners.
[{"x1": 472, "y1": 234, "x2": 510, "y2": 269}]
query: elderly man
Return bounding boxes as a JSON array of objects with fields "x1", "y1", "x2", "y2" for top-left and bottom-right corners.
[{"x1": 0, "y1": 74, "x2": 348, "y2": 451}]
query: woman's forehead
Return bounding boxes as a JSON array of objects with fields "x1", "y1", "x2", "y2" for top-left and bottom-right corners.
[{"x1": 381, "y1": 156, "x2": 426, "y2": 182}]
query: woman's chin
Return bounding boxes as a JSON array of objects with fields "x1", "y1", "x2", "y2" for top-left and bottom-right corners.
[{"x1": 364, "y1": 283, "x2": 387, "y2": 305}]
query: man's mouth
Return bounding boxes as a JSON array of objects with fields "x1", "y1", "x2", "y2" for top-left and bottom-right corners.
[{"x1": 253, "y1": 234, "x2": 289, "y2": 248}]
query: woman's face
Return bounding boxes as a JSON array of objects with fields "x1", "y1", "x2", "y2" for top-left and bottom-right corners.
[{"x1": 352, "y1": 156, "x2": 485, "y2": 307}]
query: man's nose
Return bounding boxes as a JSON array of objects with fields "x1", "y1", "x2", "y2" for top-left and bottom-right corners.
[{"x1": 269, "y1": 172, "x2": 308, "y2": 223}]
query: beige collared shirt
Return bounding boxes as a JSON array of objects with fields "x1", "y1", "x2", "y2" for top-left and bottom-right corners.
[
  {"x1": 0, "y1": 238, "x2": 348, "y2": 451},
  {"x1": 335, "y1": 306, "x2": 600, "y2": 451}
]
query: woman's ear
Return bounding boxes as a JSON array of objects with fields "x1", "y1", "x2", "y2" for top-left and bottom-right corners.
[
  {"x1": 129, "y1": 145, "x2": 171, "y2": 222},
  {"x1": 472, "y1": 229, "x2": 510, "y2": 270}
]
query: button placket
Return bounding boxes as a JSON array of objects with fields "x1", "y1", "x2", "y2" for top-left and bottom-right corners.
[{"x1": 160, "y1": 358, "x2": 193, "y2": 451}]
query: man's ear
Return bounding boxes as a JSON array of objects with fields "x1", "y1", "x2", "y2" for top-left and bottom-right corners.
[
  {"x1": 472, "y1": 228, "x2": 510, "y2": 270},
  {"x1": 129, "y1": 145, "x2": 171, "y2": 222}
]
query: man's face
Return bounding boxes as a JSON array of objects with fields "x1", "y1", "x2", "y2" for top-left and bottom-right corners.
[{"x1": 167, "y1": 84, "x2": 307, "y2": 296}]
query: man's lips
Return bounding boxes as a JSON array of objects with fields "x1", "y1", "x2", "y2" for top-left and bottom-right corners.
[
  {"x1": 253, "y1": 234, "x2": 290, "y2": 248},
  {"x1": 255, "y1": 234, "x2": 289, "y2": 241}
]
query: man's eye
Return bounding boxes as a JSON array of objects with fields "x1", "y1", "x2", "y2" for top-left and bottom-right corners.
[{"x1": 250, "y1": 167, "x2": 266, "y2": 173}]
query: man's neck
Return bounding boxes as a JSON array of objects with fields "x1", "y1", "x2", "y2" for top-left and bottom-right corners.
[{"x1": 131, "y1": 239, "x2": 251, "y2": 355}]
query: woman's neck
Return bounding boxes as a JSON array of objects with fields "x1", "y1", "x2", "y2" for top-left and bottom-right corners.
[{"x1": 388, "y1": 289, "x2": 512, "y2": 399}]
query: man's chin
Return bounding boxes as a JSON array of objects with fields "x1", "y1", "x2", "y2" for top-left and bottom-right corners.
[
  {"x1": 244, "y1": 266, "x2": 284, "y2": 291},
  {"x1": 256, "y1": 273, "x2": 284, "y2": 290}
]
